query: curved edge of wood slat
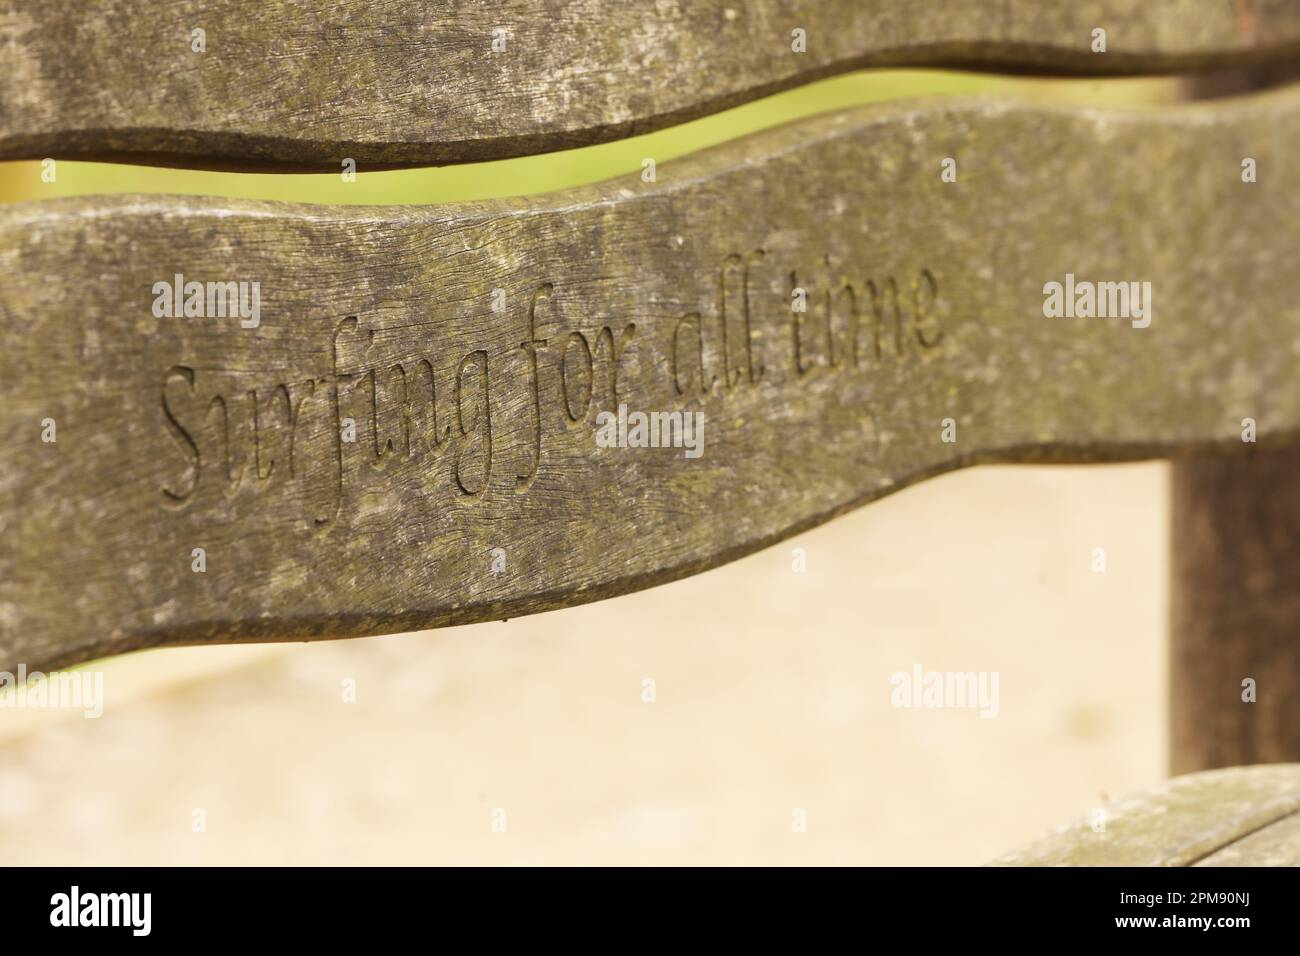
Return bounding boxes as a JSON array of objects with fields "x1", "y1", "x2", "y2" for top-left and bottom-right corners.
[
  {"x1": 2, "y1": 0, "x2": 1300, "y2": 166},
  {"x1": 2, "y1": 88, "x2": 1300, "y2": 669},
  {"x1": 9, "y1": 438, "x2": 1294, "y2": 676},
  {"x1": 988, "y1": 764, "x2": 1300, "y2": 866}
]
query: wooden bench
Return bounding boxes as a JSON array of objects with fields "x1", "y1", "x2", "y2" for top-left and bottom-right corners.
[
  {"x1": 1, "y1": 0, "x2": 1298, "y2": 780},
  {"x1": 994, "y1": 764, "x2": 1300, "y2": 865}
]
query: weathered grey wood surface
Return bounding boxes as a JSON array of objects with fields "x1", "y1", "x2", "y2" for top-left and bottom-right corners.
[
  {"x1": 3, "y1": 90, "x2": 1300, "y2": 670},
  {"x1": 3, "y1": 0, "x2": 1300, "y2": 165},
  {"x1": 990, "y1": 764, "x2": 1300, "y2": 865}
]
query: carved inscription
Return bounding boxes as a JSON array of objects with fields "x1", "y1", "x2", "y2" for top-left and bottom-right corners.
[
  {"x1": 789, "y1": 262, "x2": 943, "y2": 376},
  {"x1": 160, "y1": 257, "x2": 944, "y2": 522},
  {"x1": 160, "y1": 300, "x2": 636, "y2": 524}
]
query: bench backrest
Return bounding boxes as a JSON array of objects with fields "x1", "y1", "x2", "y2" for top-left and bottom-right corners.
[{"x1": 1, "y1": 1, "x2": 1298, "y2": 671}]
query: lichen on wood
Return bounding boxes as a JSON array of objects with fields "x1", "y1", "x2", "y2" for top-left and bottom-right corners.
[
  {"x1": 3, "y1": 0, "x2": 1300, "y2": 165},
  {"x1": 2, "y1": 91, "x2": 1299, "y2": 668}
]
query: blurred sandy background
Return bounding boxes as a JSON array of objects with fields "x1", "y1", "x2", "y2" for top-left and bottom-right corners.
[
  {"x1": 0, "y1": 463, "x2": 1167, "y2": 865},
  {"x1": 0, "y1": 72, "x2": 1176, "y2": 865}
]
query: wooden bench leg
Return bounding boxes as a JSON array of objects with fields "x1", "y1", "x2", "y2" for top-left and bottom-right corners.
[{"x1": 1170, "y1": 448, "x2": 1300, "y2": 774}]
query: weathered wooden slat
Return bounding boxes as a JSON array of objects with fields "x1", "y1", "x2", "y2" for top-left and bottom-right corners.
[
  {"x1": 1194, "y1": 803, "x2": 1300, "y2": 865},
  {"x1": 2, "y1": 89, "x2": 1300, "y2": 670},
  {"x1": 989, "y1": 765, "x2": 1300, "y2": 866},
  {"x1": 3, "y1": 0, "x2": 1300, "y2": 166}
]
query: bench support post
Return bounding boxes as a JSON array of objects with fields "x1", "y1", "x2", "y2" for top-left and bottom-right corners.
[{"x1": 1170, "y1": 448, "x2": 1300, "y2": 773}]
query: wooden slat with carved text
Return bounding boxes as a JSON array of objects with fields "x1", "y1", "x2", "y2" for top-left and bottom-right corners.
[
  {"x1": 2, "y1": 90, "x2": 1300, "y2": 670},
  {"x1": 3, "y1": 0, "x2": 1300, "y2": 165}
]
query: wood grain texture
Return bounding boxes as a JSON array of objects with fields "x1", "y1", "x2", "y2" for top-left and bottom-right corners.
[
  {"x1": 990, "y1": 764, "x2": 1300, "y2": 866},
  {"x1": 1167, "y1": 67, "x2": 1300, "y2": 778},
  {"x1": 3, "y1": 0, "x2": 1300, "y2": 166},
  {"x1": 2, "y1": 90, "x2": 1300, "y2": 669},
  {"x1": 1170, "y1": 446, "x2": 1300, "y2": 774}
]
